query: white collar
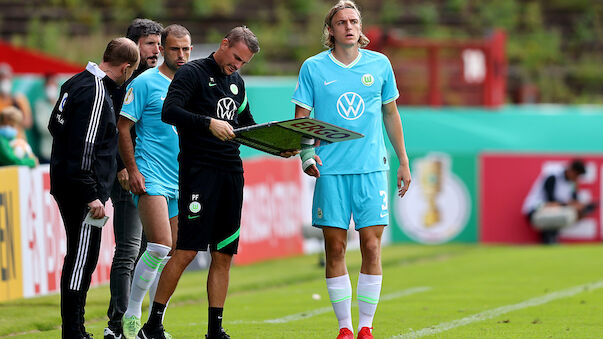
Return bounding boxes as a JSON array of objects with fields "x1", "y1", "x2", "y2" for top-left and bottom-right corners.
[
  {"x1": 86, "y1": 62, "x2": 107, "y2": 79},
  {"x1": 328, "y1": 49, "x2": 362, "y2": 69}
]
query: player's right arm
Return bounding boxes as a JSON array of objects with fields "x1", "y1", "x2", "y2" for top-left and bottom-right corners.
[
  {"x1": 295, "y1": 105, "x2": 322, "y2": 177},
  {"x1": 117, "y1": 117, "x2": 145, "y2": 194},
  {"x1": 119, "y1": 81, "x2": 146, "y2": 194},
  {"x1": 292, "y1": 60, "x2": 321, "y2": 177}
]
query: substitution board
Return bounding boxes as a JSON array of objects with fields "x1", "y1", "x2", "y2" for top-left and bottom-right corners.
[{"x1": 233, "y1": 117, "x2": 363, "y2": 156}]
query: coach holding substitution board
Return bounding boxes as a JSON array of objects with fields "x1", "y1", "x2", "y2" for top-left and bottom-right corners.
[
  {"x1": 49, "y1": 37, "x2": 139, "y2": 339},
  {"x1": 136, "y1": 26, "x2": 297, "y2": 339}
]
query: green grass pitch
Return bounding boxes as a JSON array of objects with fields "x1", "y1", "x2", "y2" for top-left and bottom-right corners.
[{"x1": 2, "y1": 244, "x2": 603, "y2": 338}]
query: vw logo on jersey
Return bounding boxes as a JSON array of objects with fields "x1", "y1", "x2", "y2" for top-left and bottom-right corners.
[
  {"x1": 336, "y1": 92, "x2": 365, "y2": 120},
  {"x1": 217, "y1": 97, "x2": 236, "y2": 120}
]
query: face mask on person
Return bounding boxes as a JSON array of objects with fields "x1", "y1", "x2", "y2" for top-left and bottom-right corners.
[
  {"x1": 0, "y1": 80, "x2": 11, "y2": 95},
  {"x1": 45, "y1": 85, "x2": 58, "y2": 101},
  {"x1": 0, "y1": 126, "x2": 18, "y2": 139}
]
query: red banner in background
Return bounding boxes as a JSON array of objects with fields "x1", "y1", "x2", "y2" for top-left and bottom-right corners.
[
  {"x1": 2, "y1": 159, "x2": 305, "y2": 300},
  {"x1": 20, "y1": 166, "x2": 115, "y2": 297},
  {"x1": 480, "y1": 154, "x2": 602, "y2": 243},
  {"x1": 0, "y1": 40, "x2": 83, "y2": 74},
  {"x1": 236, "y1": 157, "x2": 304, "y2": 265},
  {"x1": 41, "y1": 171, "x2": 65, "y2": 294},
  {"x1": 40, "y1": 173, "x2": 67, "y2": 292}
]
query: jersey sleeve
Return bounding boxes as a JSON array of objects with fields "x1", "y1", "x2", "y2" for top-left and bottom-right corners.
[
  {"x1": 291, "y1": 60, "x2": 314, "y2": 111},
  {"x1": 381, "y1": 57, "x2": 399, "y2": 105},
  {"x1": 120, "y1": 78, "x2": 146, "y2": 122}
]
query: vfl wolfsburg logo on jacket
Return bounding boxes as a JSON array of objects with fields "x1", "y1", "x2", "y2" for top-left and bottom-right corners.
[{"x1": 216, "y1": 84, "x2": 246, "y2": 121}]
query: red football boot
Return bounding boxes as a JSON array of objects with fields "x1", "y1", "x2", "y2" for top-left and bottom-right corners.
[
  {"x1": 357, "y1": 327, "x2": 373, "y2": 339},
  {"x1": 336, "y1": 327, "x2": 354, "y2": 339}
]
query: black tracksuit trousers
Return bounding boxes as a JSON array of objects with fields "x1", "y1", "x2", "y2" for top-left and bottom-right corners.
[{"x1": 54, "y1": 194, "x2": 102, "y2": 339}]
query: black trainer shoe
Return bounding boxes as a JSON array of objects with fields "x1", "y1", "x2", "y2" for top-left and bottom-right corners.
[
  {"x1": 137, "y1": 324, "x2": 167, "y2": 339},
  {"x1": 206, "y1": 327, "x2": 231, "y2": 339},
  {"x1": 104, "y1": 326, "x2": 123, "y2": 339}
]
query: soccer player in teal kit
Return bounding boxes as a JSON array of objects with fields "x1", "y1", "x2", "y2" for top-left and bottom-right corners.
[
  {"x1": 292, "y1": 2, "x2": 411, "y2": 338},
  {"x1": 117, "y1": 24, "x2": 192, "y2": 339}
]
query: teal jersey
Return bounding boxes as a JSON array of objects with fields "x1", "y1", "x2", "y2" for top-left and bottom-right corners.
[
  {"x1": 120, "y1": 67, "x2": 179, "y2": 192},
  {"x1": 292, "y1": 49, "x2": 399, "y2": 174}
]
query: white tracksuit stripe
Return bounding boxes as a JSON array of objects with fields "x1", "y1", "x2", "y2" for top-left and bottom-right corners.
[
  {"x1": 82, "y1": 80, "x2": 99, "y2": 170},
  {"x1": 70, "y1": 224, "x2": 87, "y2": 290},
  {"x1": 74, "y1": 224, "x2": 91, "y2": 290},
  {"x1": 70, "y1": 224, "x2": 91, "y2": 290},
  {"x1": 82, "y1": 77, "x2": 105, "y2": 171},
  {"x1": 69, "y1": 224, "x2": 87, "y2": 289},
  {"x1": 86, "y1": 78, "x2": 104, "y2": 169},
  {"x1": 89, "y1": 78, "x2": 104, "y2": 142}
]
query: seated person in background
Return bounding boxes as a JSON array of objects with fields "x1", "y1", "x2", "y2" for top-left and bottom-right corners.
[
  {"x1": 0, "y1": 63, "x2": 33, "y2": 137},
  {"x1": 0, "y1": 106, "x2": 37, "y2": 167},
  {"x1": 522, "y1": 159, "x2": 596, "y2": 244}
]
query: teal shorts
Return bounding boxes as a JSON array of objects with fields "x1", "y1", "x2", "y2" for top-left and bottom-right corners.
[
  {"x1": 132, "y1": 183, "x2": 179, "y2": 219},
  {"x1": 312, "y1": 171, "x2": 389, "y2": 230}
]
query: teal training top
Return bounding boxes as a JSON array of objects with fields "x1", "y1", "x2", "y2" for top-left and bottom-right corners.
[
  {"x1": 292, "y1": 49, "x2": 399, "y2": 174},
  {"x1": 120, "y1": 67, "x2": 179, "y2": 192}
]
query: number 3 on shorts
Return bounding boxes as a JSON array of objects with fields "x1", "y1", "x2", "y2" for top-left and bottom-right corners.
[
  {"x1": 380, "y1": 190, "x2": 388, "y2": 210},
  {"x1": 379, "y1": 190, "x2": 388, "y2": 218}
]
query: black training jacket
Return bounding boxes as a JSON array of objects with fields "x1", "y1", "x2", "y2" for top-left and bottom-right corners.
[
  {"x1": 162, "y1": 53, "x2": 256, "y2": 173},
  {"x1": 48, "y1": 62, "x2": 119, "y2": 203}
]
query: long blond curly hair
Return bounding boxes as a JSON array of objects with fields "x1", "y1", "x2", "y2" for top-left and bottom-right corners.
[{"x1": 322, "y1": 0, "x2": 370, "y2": 49}]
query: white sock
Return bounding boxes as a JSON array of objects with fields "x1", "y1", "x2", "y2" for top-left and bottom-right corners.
[
  {"x1": 326, "y1": 274, "x2": 353, "y2": 332},
  {"x1": 148, "y1": 256, "x2": 171, "y2": 321},
  {"x1": 125, "y1": 243, "x2": 170, "y2": 318},
  {"x1": 357, "y1": 273, "x2": 382, "y2": 331}
]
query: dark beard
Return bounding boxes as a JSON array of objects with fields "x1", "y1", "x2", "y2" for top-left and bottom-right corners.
[
  {"x1": 133, "y1": 63, "x2": 150, "y2": 79},
  {"x1": 138, "y1": 62, "x2": 151, "y2": 72}
]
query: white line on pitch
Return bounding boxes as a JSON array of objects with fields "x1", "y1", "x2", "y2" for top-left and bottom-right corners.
[
  {"x1": 392, "y1": 280, "x2": 603, "y2": 339},
  {"x1": 231, "y1": 286, "x2": 431, "y2": 325}
]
